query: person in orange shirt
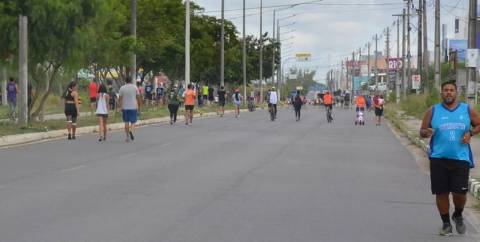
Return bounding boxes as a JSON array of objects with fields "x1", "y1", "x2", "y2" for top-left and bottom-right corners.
[
  {"x1": 184, "y1": 83, "x2": 197, "y2": 125},
  {"x1": 323, "y1": 91, "x2": 333, "y2": 110},
  {"x1": 88, "y1": 79, "x2": 98, "y2": 109},
  {"x1": 355, "y1": 95, "x2": 367, "y2": 112},
  {"x1": 323, "y1": 91, "x2": 334, "y2": 122}
]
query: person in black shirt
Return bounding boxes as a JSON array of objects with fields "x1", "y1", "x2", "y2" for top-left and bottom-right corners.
[{"x1": 217, "y1": 86, "x2": 226, "y2": 117}]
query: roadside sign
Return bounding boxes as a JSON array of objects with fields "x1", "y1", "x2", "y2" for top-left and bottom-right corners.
[
  {"x1": 296, "y1": 52, "x2": 312, "y2": 62},
  {"x1": 412, "y1": 74, "x2": 421, "y2": 90},
  {"x1": 387, "y1": 58, "x2": 403, "y2": 71}
]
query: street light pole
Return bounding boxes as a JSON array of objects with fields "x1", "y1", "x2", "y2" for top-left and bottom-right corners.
[
  {"x1": 220, "y1": 0, "x2": 225, "y2": 87},
  {"x1": 131, "y1": 0, "x2": 137, "y2": 83},
  {"x1": 434, "y1": 0, "x2": 440, "y2": 91},
  {"x1": 467, "y1": 0, "x2": 477, "y2": 104},
  {"x1": 185, "y1": 0, "x2": 190, "y2": 85},
  {"x1": 243, "y1": 0, "x2": 247, "y2": 104},
  {"x1": 272, "y1": 10, "x2": 276, "y2": 87},
  {"x1": 259, "y1": 0, "x2": 264, "y2": 104}
]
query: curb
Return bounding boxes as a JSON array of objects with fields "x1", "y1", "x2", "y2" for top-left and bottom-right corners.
[
  {"x1": 389, "y1": 111, "x2": 480, "y2": 201},
  {"x1": 0, "y1": 109, "x2": 242, "y2": 148}
]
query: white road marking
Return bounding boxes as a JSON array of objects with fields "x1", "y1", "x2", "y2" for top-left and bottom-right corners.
[{"x1": 60, "y1": 165, "x2": 86, "y2": 173}]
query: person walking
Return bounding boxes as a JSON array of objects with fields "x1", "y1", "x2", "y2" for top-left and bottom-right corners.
[
  {"x1": 88, "y1": 79, "x2": 98, "y2": 110},
  {"x1": 420, "y1": 80, "x2": 480, "y2": 236},
  {"x1": 63, "y1": 81, "x2": 80, "y2": 140},
  {"x1": 268, "y1": 87, "x2": 278, "y2": 119},
  {"x1": 374, "y1": 94, "x2": 385, "y2": 126},
  {"x1": 167, "y1": 85, "x2": 180, "y2": 125},
  {"x1": 217, "y1": 86, "x2": 226, "y2": 117},
  {"x1": 95, "y1": 83, "x2": 110, "y2": 141},
  {"x1": 232, "y1": 88, "x2": 242, "y2": 118},
  {"x1": 184, "y1": 83, "x2": 196, "y2": 125},
  {"x1": 293, "y1": 90, "x2": 303, "y2": 121},
  {"x1": 118, "y1": 77, "x2": 141, "y2": 142},
  {"x1": 6, "y1": 77, "x2": 18, "y2": 121}
]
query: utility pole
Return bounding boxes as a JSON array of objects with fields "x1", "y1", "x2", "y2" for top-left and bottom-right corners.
[
  {"x1": 185, "y1": 0, "x2": 191, "y2": 85},
  {"x1": 277, "y1": 20, "x2": 281, "y2": 95},
  {"x1": 467, "y1": 0, "x2": 478, "y2": 104},
  {"x1": 397, "y1": 17, "x2": 401, "y2": 103},
  {"x1": 259, "y1": 0, "x2": 264, "y2": 104},
  {"x1": 243, "y1": 0, "x2": 247, "y2": 104},
  {"x1": 272, "y1": 10, "x2": 276, "y2": 87},
  {"x1": 386, "y1": 27, "x2": 391, "y2": 99},
  {"x1": 131, "y1": 0, "x2": 137, "y2": 83},
  {"x1": 346, "y1": 58, "x2": 349, "y2": 94},
  {"x1": 417, "y1": 0, "x2": 423, "y2": 83},
  {"x1": 423, "y1": 0, "x2": 429, "y2": 93},
  {"x1": 375, "y1": 34, "x2": 378, "y2": 86},
  {"x1": 367, "y1": 42, "x2": 371, "y2": 84},
  {"x1": 18, "y1": 15, "x2": 28, "y2": 125},
  {"x1": 402, "y1": 8, "x2": 407, "y2": 99},
  {"x1": 1, "y1": 66, "x2": 6, "y2": 106},
  {"x1": 220, "y1": 0, "x2": 225, "y2": 87},
  {"x1": 434, "y1": 0, "x2": 440, "y2": 90},
  {"x1": 407, "y1": 0, "x2": 412, "y2": 92},
  {"x1": 352, "y1": 51, "x2": 355, "y2": 101}
]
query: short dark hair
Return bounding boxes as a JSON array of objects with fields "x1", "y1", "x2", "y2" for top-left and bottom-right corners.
[
  {"x1": 98, "y1": 83, "x2": 108, "y2": 93},
  {"x1": 68, "y1": 81, "x2": 77, "y2": 89},
  {"x1": 9, "y1": 77, "x2": 14, "y2": 82},
  {"x1": 187, "y1": 83, "x2": 193, "y2": 89},
  {"x1": 125, "y1": 77, "x2": 132, "y2": 83},
  {"x1": 441, "y1": 80, "x2": 457, "y2": 90}
]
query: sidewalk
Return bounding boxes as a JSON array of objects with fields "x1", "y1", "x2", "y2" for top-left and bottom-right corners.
[
  {"x1": 0, "y1": 109, "x2": 240, "y2": 148},
  {"x1": 389, "y1": 110, "x2": 480, "y2": 200}
]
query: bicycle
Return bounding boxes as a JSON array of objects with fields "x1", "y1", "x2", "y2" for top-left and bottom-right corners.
[{"x1": 326, "y1": 105, "x2": 333, "y2": 123}]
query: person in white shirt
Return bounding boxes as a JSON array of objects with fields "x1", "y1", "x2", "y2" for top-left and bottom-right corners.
[
  {"x1": 268, "y1": 87, "x2": 278, "y2": 119},
  {"x1": 95, "y1": 83, "x2": 110, "y2": 141}
]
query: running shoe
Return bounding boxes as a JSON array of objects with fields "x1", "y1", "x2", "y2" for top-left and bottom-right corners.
[
  {"x1": 439, "y1": 223, "x2": 453, "y2": 236},
  {"x1": 68, "y1": 134, "x2": 72, "y2": 140},
  {"x1": 452, "y1": 215, "x2": 466, "y2": 234}
]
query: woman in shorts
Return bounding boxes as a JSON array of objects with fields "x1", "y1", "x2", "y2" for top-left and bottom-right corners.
[
  {"x1": 64, "y1": 81, "x2": 80, "y2": 140},
  {"x1": 96, "y1": 83, "x2": 110, "y2": 141},
  {"x1": 232, "y1": 88, "x2": 242, "y2": 118}
]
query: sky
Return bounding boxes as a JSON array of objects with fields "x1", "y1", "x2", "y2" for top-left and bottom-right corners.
[{"x1": 192, "y1": 0, "x2": 471, "y2": 83}]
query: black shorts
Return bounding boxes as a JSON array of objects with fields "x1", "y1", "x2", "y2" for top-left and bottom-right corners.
[
  {"x1": 430, "y1": 158, "x2": 470, "y2": 195},
  {"x1": 219, "y1": 100, "x2": 225, "y2": 107},
  {"x1": 65, "y1": 104, "x2": 78, "y2": 123},
  {"x1": 356, "y1": 107, "x2": 365, "y2": 112},
  {"x1": 375, "y1": 107, "x2": 383, "y2": 116},
  {"x1": 90, "y1": 97, "x2": 96, "y2": 103},
  {"x1": 145, "y1": 94, "x2": 153, "y2": 100},
  {"x1": 185, "y1": 105, "x2": 194, "y2": 111}
]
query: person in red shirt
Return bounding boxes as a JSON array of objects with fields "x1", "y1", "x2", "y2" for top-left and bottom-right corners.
[
  {"x1": 184, "y1": 83, "x2": 197, "y2": 125},
  {"x1": 88, "y1": 79, "x2": 98, "y2": 109}
]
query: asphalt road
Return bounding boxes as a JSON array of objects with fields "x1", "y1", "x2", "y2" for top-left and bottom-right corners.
[{"x1": 0, "y1": 106, "x2": 479, "y2": 242}]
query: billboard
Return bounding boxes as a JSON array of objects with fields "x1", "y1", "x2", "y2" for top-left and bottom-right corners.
[
  {"x1": 449, "y1": 39, "x2": 467, "y2": 61},
  {"x1": 353, "y1": 76, "x2": 369, "y2": 91},
  {"x1": 296, "y1": 52, "x2": 311, "y2": 62},
  {"x1": 387, "y1": 58, "x2": 403, "y2": 72}
]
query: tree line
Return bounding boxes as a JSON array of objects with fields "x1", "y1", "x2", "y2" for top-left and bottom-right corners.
[{"x1": 0, "y1": 0, "x2": 279, "y2": 120}]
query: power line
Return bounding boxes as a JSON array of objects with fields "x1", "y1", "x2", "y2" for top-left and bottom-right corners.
[{"x1": 202, "y1": 1, "x2": 403, "y2": 14}]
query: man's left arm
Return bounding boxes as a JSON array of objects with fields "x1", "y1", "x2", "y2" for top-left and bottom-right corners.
[{"x1": 463, "y1": 106, "x2": 480, "y2": 144}]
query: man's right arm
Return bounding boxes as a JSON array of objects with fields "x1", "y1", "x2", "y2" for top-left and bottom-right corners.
[{"x1": 420, "y1": 107, "x2": 434, "y2": 138}]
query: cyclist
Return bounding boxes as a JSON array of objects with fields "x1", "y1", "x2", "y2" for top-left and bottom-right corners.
[
  {"x1": 323, "y1": 91, "x2": 334, "y2": 122},
  {"x1": 268, "y1": 87, "x2": 278, "y2": 120}
]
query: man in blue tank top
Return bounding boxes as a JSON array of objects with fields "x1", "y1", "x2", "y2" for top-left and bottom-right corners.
[{"x1": 420, "y1": 81, "x2": 480, "y2": 236}]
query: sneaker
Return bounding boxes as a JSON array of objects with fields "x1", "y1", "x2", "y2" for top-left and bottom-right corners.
[
  {"x1": 72, "y1": 135, "x2": 76, "y2": 140},
  {"x1": 129, "y1": 131, "x2": 134, "y2": 141},
  {"x1": 98, "y1": 137, "x2": 103, "y2": 142},
  {"x1": 67, "y1": 134, "x2": 72, "y2": 140},
  {"x1": 439, "y1": 223, "x2": 453, "y2": 236},
  {"x1": 452, "y1": 215, "x2": 466, "y2": 234}
]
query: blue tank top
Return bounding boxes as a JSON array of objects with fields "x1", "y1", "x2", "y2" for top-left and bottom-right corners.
[
  {"x1": 430, "y1": 103, "x2": 474, "y2": 167},
  {"x1": 7, "y1": 82, "x2": 16, "y2": 100}
]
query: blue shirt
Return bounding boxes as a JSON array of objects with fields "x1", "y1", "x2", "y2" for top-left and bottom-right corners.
[{"x1": 429, "y1": 103, "x2": 474, "y2": 168}]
